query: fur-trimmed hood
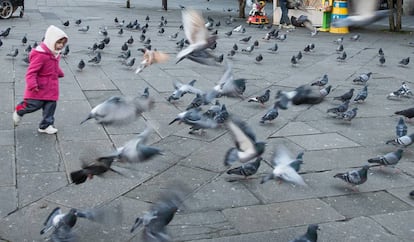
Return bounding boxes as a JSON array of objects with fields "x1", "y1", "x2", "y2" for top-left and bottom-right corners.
[{"x1": 43, "y1": 25, "x2": 68, "y2": 54}]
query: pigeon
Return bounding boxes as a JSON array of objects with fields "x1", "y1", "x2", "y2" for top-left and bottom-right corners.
[
  {"x1": 337, "y1": 51, "x2": 347, "y2": 61},
  {"x1": 336, "y1": 107, "x2": 358, "y2": 122},
  {"x1": 0, "y1": 27, "x2": 11, "y2": 37},
  {"x1": 260, "y1": 102, "x2": 279, "y2": 124},
  {"x1": 224, "y1": 30, "x2": 233, "y2": 37},
  {"x1": 224, "y1": 117, "x2": 266, "y2": 166},
  {"x1": 118, "y1": 28, "x2": 124, "y2": 35},
  {"x1": 233, "y1": 25, "x2": 244, "y2": 32},
  {"x1": 6, "y1": 48, "x2": 18, "y2": 58},
  {"x1": 88, "y1": 52, "x2": 101, "y2": 64},
  {"x1": 378, "y1": 48, "x2": 384, "y2": 56},
  {"x1": 88, "y1": 42, "x2": 98, "y2": 52},
  {"x1": 75, "y1": 19, "x2": 81, "y2": 25},
  {"x1": 77, "y1": 59, "x2": 85, "y2": 71},
  {"x1": 232, "y1": 43, "x2": 238, "y2": 51},
  {"x1": 395, "y1": 107, "x2": 414, "y2": 121},
  {"x1": 336, "y1": 44, "x2": 344, "y2": 53},
  {"x1": 21, "y1": 34, "x2": 27, "y2": 45},
  {"x1": 24, "y1": 44, "x2": 32, "y2": 54},
  {"x1": 291, "y1": 55, "x2": 298, "y2": 66},
  {"x1": 186, "y1": 115, "x2": 218, "y2": 134},
  {"x1": 353, "y1": 72, "x2": 372, "y2": 85},
  {"x1": 331, "y1": 9, "x2": 389, "y2": 27},
  {"x1": 296, "y1": 51, "x2": 302, "y2": 61},
  {"x1": 241, "y1": 45, "x2": 254, "y2": 53},
  {"x1": 387, "y1": 82, "x2": 413, "y2": 99},
  {"x1": 396, "y1": 117, "x2": 408, "y2": 137},
  {"x1": 0, "y1": 39, "x2": 2, "y2": 47},
  {"x1": 310, "y1": 74, "x2": 328, "y2": 87},
  {"x1": 80, "y1": 90, "x2": 154, "y2": 125},
  {"x1": 248, "y1": 89, "x2": 270, "y2": 106},
  {"x1": 253, "y1": 40, "x2": 259, "y2": 47},
  {"x1": 353, "y1": 86, "x2": 368, "y2": 103},
  {"x1": 70, "y1": 155, "x2": 120, "y2": 185},
  {"x1": 261, "y1": 145, "x2": 307, "y2": 186},
  {"x1": 320, "y1": 85, "x2": 332, "y2": 97},
  {"x1": 130, "y1": 184, "x2": 187, "y2": 242},
  {"x1": 62, "y1": 45, "x2": 69, "y2": 57},
  {"x1": 276, "y1": 33, "x2": 287, "y2": 41},
  {"x1": 136, "y1": 48, "x2": 169, "y2": 74},
  {"x1": 169, "y1": 108, "x2": 203, "y2": 126},
  {"x1": 121, "y1": 42, "x2": 128, "y2": 51},
  {"x1": 227, "y1": 49, "x2": 236, "y2": 57},
  {"x1": 102, "y1": 36, "x2": 110, "y2": 45},
  {"x1": 122, "y1": 57, "x2": 136, "y2": 68},
  {"x1": 334, "y1": 165, "x2": 370, "y2": 190},
  {"x1": 386, "y1": 132, "x2": 414, "y2": 147},
  {"x1": 303, "y1": 44, "x2": 311, "y2": 53},
  {"x1": 276, "y1": 85, "x2": 327, "y2": 110},
  {"x1": 289, "y1": 224, "x2": 319, "y2": 242},
  {"x1": 176, "y1": 9, "x2": 217, "y2": 65},
  {"x1": 379, "y1": 55, "x2": 386, "y2": 65},
  {"x1": 97, "y1": 41, "x2": 105, "y2": 50},
  {"x1": 78, "y1": 25, "x2": 89, "y2": 32},
  {"x1": 327, "y1": 100, "x2": 350, "y2": 114},
  {"x1": 99, "y1": 27, "x2": 108, "y2": 36},
  {"x1": 333, "y1": 88, "x2": 354, "y2": 102},
  {"x1": 368, "y1": 149, "x2": 403, "y2": 168},
  {"x1": 350, "y1": 34, "x2": 360, "y2": 41},
  {"x1": 398, "y1": 57, "x2": 410, "y2": 66},
  {"x1": 268, "y1": 43, "x2": 278, "y2": 52},
  {"x1": 255, "y1": 54, "x2": 263, "y2": 63},
  {"x1": 62, "y1": 20, "x2": 70, "y2": 27},
  {"x1": 203, "y1": 100, "x2": 222, "y2": 119},
  {"x1": 239, "y1": 36, "x2": 252, "y2": 43},
  {"x1": 334, "y1": 36, "x2": 344, "y2": 45},
  {"x1": 226, "y1": 157, "x2": 262, "y2": 178},
  {"x1": 118, "y1": 49, "x2": 131, "y2": 60},
  {"x1": 22, "y1": 56, "x2": 30, "y2": 64},
  {"x1": 215, "y1": 53, "x2": 224, "y2": 63},
  {"x1": 213, "y1": 62, "x2": 246, "y2": 99},
  {"x1": 186, "y1": 93, "x2": 205, "y2": 110},
  {"x1": 167, "y1": 79, "x2": 203, "y2": 102},
  {"x1": 100, "y1": 127, "x2": 162, "y2": 164},
  {"x1": 169, "y1": 32, "x2": 178, "y2": 40}
]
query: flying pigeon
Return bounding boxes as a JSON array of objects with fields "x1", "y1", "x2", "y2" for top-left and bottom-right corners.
[
  {"x1": 130, "y1": 184, "x2": 188, "y2": 242},
  {"x1": 213, "y1": 62, "x2": 246, "y2": 99},
  {"x1": 224, "y1": 117, "x2": 266, "y2": 166},
  {"x1": 289, "y1": 224, "x2": 319, "y2": 242},
  {"x1": 136, "y1": 48, "x2": 169, "y2": 73},
  {"x1": 167, "y1": 79, "x2": 203, "y2": 102},
  {"x1": 353, "y1": 72, "x2": 372, "y2": 85},
  {"x1": 386, "y1": 133, "x2": 414, "y2": 147},
  {"x1": 333, "y1": 88, "x2": 354, "y2": 102},
  {"x1": 395, "y1": 117, "x2": 408, "y2": 137},
  {"x1": 80, "y1": 89, "x2": 154, "y2": 125},
  {"x1": 368, "y1": 149, "x2": 403, "y2": 168},
  {"x1": 334, "y1": 165, "x2": 370, "y2": 191},
  {"x1": 226, "y1": 157, "x2": 262, "y2": 178},
  {"x1": 353, "y1": 86, "x2": 368, "y2": 103},
  {"x1": 248, "y1": 89, "x2": 270, "y2": 106},
  {"x1": 261, "y1": 145, "x2": 307, "y2": 186}
]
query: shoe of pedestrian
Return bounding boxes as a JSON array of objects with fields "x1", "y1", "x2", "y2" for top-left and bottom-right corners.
[
  {"x1": 38, "y1": 125, "x2": 58, "y2": 134},
  {"x1": 286, "y1": 24, "x2": 295, "y2": 29},
  {"x1": 279, "y1": 23, "x2": 287, "y2": 29},
  {"x1": 13, "y1": 111, "x2": 21, "y2": 126}
]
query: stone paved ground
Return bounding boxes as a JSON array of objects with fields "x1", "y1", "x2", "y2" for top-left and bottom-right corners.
[{"x1": 0, "y1": 0, "x2": 414, "y2": 241}]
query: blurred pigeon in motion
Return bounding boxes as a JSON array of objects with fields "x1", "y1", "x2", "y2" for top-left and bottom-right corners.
[
  {"x1": 398, "y1": 57, "x2": 410, "y2": 66},
  {"x1": 224, "y1": 117, "x2": 266, "y2": 166},
  {"x1": 337, "y1": 51, "x2": 347, "y2": 61},
  {"x1": 233, "y1": 24, "x2": 244, "y2": 32},
  {"x1": 78, "y1": 25, "x2": 89, "y2": 32},
  {"x1": 353, "y1": 72, "x2": 372, "y2": 85},
  {"x1": 167, "y1": 79, "x2": 203, "y2": 102},
  {"x1": 334, "y1": 165, "x2": 370, "y2": 191},
  {"x1": 350, "y1": 34, "x2": 360, "y2": 41},
  {"x1": 6, "y1": 48, "x2": 18, "y2": 58},
  {"x1": 336, "y1": 44, "x2": 344, "y2": 53},
  {"x1": 387, "y1": 82, "x2": 413, "y2": 99},
  {"x1": 186, "y1": 115, "x2": 218, "y2": 135},
  {"x1": 0, "y1": 39, "x2": 3, "y2": 47},
  {"x1": 395, "y1": 107, "x2": 414, "y2": 121},
  {"x1": 136, "y1": 48, "x2": 169, "y2": 73},
  {"x1": 248, "y1": 89, "x2": 270, "y2": 106},
  {"x1": 130, "y1": 183, "x2": 188, "y2": 242},
  {"x1": 353, "y1": 86, "x2": 368, "y2": 103},
  {"x1": 169, "y1": 108, "x2": 202, "y2": 126},
  {"x1": 88, "y1": 52, "x2": 101, "y2": 64},
  {"x1": 268, "y1": 43, "x2": 278, "y2": 52},
  {"x1": 176, "y1": 9, "x2": 217, "y2": 65},
  {"x1": 276, "y1": 85, "x2": 327, "y2": 110},
  {"x1": 330, "y1": 0, "x2": 389, "y2": 28},
  {"x1": 336, "y1": 107, "x2": 358, "y2": 122},
  {"x1": 77, "y1": 59, "x2": 85, "y2": 71},
  {"x1": 396, "y1": 117, "x2": 408, "y2": 137},
  {"x1": 213, "y1": 104, "x2": 230, "y2": 125},
  {"x1": 213, "y1": 62, "x2": 246, "y2": 99},
  {"x1": 368, "y1": 149, "x2": 403, "y2": 169},
  {"x1": 80, "y1": 88, "x2": 154, "y2": 125},
  {"x1": 327, "y1": 100, "x2": 350, "y2": 114},
  {"x1": 333, "y1": 88, "x2": 354, "y2": 102},
  {"x1": 260, "y1": 102, "x2": 279, "y2": 124},
  {"x1": 334, "y1": 36, "x2": 343, "y2": 45},
  {"x1": 310, "y1": 74, "x2": 328, "y2": 87},
  {"x1": 289, "y1": 224, "x2": 319, "y2": 242},
  {"x1": 0, "y1": 27, "x2": 11, "y2": 37},
  {"x1": 379, "y1": 55, "x2": 386, "y2": 65},
  {"x1": 226, "y1": 157, "x2": 262, "y2": 179},
  {"x1": 101, "y1": 126, "x2": 162, "y2": 164},
  {"x1": 261, "y1": 145, "x2": 307, "y2": 186},
  {"x1": 386, "y1": 133, "x2": 414, "y2": 147},
  {"x1": 62, "y1": 45, "x2": 69, "y2": 57}
]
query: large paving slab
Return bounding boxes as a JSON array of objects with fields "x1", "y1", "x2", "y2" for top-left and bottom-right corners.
[{"x1": 370, "y1": 210, "x2": 414, "y2": 241}]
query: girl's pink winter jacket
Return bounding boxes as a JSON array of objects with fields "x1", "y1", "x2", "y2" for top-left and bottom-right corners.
[{"x1": 23, "y1": 43, "x2": 64, "y2": 101}]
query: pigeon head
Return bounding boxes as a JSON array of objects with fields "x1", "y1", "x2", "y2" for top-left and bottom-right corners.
[{"x1": 255, "y1": 142, "x2": 266, "y2": 157}]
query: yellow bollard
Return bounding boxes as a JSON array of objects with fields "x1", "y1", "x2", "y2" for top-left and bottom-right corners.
[{"x1": 330, "y1": 0, "x2": 349, "y2": 34}]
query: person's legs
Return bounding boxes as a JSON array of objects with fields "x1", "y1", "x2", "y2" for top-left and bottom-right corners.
[
  {"x1": 280, "y1": 0, "x2": 290, "y2": 25},
  {"x1": 14, "y1": 99, "x2": 44, "y2": 126},
  {"x1": 39, "y1": 101, "x2": 57, "y2": 129}
]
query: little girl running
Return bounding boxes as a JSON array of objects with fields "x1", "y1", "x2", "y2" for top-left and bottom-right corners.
[{"x1": 13, "y1": 25, "x2": 68, "y2": 134}]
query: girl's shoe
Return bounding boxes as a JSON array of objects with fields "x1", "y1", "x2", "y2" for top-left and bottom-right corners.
[
  {"x1": 13, "y1": 111, "x2": 21, "y2": 126},
  {"x1": 38, "y1": 125, "x2": 58, "y2": 134}
]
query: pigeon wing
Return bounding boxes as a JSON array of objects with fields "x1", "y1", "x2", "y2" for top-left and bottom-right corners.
[
  {"x1": 227, "y1": 119, "x2": 256, "y2": 153},
  {"x1": 278, "y1": 165, "x2": 307, "y2": 186}
]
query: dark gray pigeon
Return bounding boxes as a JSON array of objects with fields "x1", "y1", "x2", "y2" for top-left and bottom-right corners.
[
  {"x1": 379, "y1": 55, "x2": 386, "y2": 65},
  {"x1": 398, "y1": 57, "x2": 410, "y2": 66},
  {"x1": 224, "y1": 118, "x2": 266, "y2": 166},
  {"x1": 268, "y1": 43, "x2": 278, "y2": 52},
  {"x1": 395, "y1": 117, "x2": 408, "y2": 137},
  {"x1": 353, "y1": 72, "x2": 372, "y2": 85},
  {"x1": 289, "y1": 224, "x2": 319, "y2": 242},
  {"x1": 260, "y1": 102, "x2": 279, "y2": 124},
  {"x1": 276, "y1": 85, "x2": 326, "y2": 110},
  {"x1": 386, "y1": 133, "x2": 414, "y2": 147},
  {"x1": 336, "y1": 44, "x2": 344, "y2": 53},
  {"x1": 226, "y1": 157, "x2": 262, "y2": 178},
  {"x1": 368, "y1": 149, "x2": 403, "y2": 167},
  {"x1": 395, "y1": 107, "x2": 414, "y2": 121},
  {"x1": 88, "y1": 52, "x2": 101, "y2": 64},
  {"x1": 248, "y1": 89, "x2": 270, "y2": 106},
  {"x1": 70, "y1": 155, "x2": 120, "y2": 185},
  {"x1": 334, "y1": 165, "x2": 370, "y2": 190},
  {"x1": 327, "y1": 100, "x2": 350, "y2": 114},
  {"x1": 77, "y1": 59, "x2": 85, "y2": 71},
  {"x1": 0, "y1": 27, "x2": 11, "y2": 37},
  {"x1": 336, "y1": 107, "x2": 358, "y2": 122},
  {"x1": 353, "y1": 86, "x2": 368, "y2": 103},
  {"x1": 337, "y1": 51, "x2": 347, "y2": 61},
  {"x1": 333, "y1": 88, "x2": 354, "y2": 102}
]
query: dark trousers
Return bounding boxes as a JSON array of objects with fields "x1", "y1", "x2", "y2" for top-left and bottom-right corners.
[
  {"x1": 16, "y1": 99, "x2": 57, "y2": 129},
  {"x1": 280, "y1": 0, "x2": 290, "y2": 25}
]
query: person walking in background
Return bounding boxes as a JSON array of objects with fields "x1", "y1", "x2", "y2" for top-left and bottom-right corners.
[
  {"x1": 13, "y1": 25, "x2": 68, "y2": 134},
  {"x1": 280, "y1": 0, "x2": 295, "y2": 29}
]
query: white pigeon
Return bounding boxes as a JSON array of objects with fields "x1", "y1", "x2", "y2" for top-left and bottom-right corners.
[{"x1": 233, "y1": 24, "x2": 243, "y2": 32}]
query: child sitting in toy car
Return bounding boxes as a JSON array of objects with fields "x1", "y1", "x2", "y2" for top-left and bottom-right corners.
[{"x1": 249, "y1": 0, "x2": 266, "y2": 16}]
